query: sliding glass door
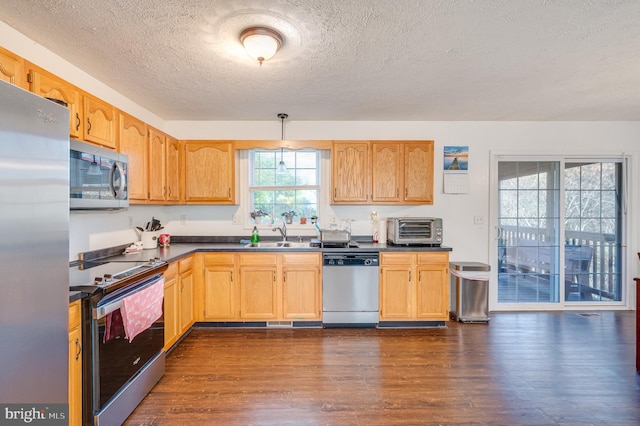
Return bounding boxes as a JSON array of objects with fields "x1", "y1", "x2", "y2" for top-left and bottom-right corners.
[{"x1": 495, "y1": 158, "x2": 624, "y2": 308}]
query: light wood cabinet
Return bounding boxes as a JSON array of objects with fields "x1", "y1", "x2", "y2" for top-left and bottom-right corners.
[
  {"x1": 83, "y1": 94, "x2": 118, "y2": 149},
  {"x1": 183, "y1": 140, "x2": 234, "y2": 204},
  {"x1": 332, "y1": 140, "x2": 434, "y2": 205},
  {"x1": 119, "y1": 112, "x2": 148, "y2": 202},
  {"x1": 164, "y1": 257, "x2": 194, "y2": 349},
  {"x1": 371, "y1": 142, "x2": 403, "y2": 203},
  {"x1": 201, "y1": 253, "x2": 237, "y2": 320},
  {"x1": 28, "y1": 66, "x2": 83, "y2": 138},
  {"x1": 166, "y1": 136, "x2": 181, "y2": 202},
  {"x1": 148, "y1": 127, "x2": 167, "y2": 201},
  {"x1": 332, "y1": 141, "x2": 369, "y2": 203},
  {"x1": 163, "y1": 262, "x2": 179, "y2": 350},
  {"x1": 68, "y1": 300, "x2": 82, "y2": 426},
  {"x1": 178, "y1": 256, "x2": 194, "y2": 334},
  {"x1": 0, "y1": 46, "x2": 27, "y2": 89},
  {"x1": 379, "y1": 251, "x2": 449, "y2": 321},
  {"x1": 404, "y1": 142, "x2": 434, "y2": 203},
  {"x1": 282, "y1": 253, "x2": 322, "y2": 320},
  {"x1": 238, "y1": 253, "x2": 278, "y2": 320}
]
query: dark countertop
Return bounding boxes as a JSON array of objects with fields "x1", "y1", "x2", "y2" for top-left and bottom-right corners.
[
  {"x1": 69, "y1": 291, "x2": 84, "y2": 303},
  {"x1": 69, "y1": 237, "x2": 452, "y2": 301},
  {"x1": 103, "y1": 242, "x2": 452, "y2": 264}
]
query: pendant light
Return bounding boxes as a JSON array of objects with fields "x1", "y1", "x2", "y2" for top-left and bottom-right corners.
[
  {"x1": 276, "y1": 113, "x2": 288, "y2": 174},
  {"x1": 87, "y1": 155, "x2": 102, "y2": 176}
]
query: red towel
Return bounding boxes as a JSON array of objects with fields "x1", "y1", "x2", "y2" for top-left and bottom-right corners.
[
  {"x1": 104, "y1": 309, "x2": 125, "y2": 343},
  {"x1": 120, "y1": 278, "x2": 165, "y2": 343}
]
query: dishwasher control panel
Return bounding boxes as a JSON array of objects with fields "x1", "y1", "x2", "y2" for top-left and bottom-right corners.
[{"x1": 322, "y1": 253, "x2": 379, "y2": 267}]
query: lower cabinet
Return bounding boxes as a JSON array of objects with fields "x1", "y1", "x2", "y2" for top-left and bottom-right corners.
[
  {"x1": 164, "y1": 255, "x2": 194, "y2": 350},
  {"x1": 379, "y1": 252, "x2": 449, "y2": 321},
  {"x1": 198, "y1": 252, "x2": 321, "y2": 322},
  {"x1": 68, "y1": 300, "x2": 82, "y2": 426}
]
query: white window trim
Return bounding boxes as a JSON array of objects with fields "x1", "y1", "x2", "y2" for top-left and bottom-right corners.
[{"x1": 238, "y1": 149, "x2": 330, "y2": 233}]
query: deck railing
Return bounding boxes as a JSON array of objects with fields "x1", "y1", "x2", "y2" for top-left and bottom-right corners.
[{"x1": 498, "y1": 225, "x2": 620, "y2": 301}]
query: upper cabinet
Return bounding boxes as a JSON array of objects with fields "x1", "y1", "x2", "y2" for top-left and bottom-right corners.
[
  {"x1": 332, "y1": 140, "x2": 434, "y2": 205},
  {"x1": 119, "y1": 112, "x2": 148, "y2": 202},
  {"x1": 148, "y1": 128, "x2": 167, "y2": 202},
  {"x1": 332, "y1": 142, "x2": 369, "y2": 203},
  {"x1": 183, "y1": 140, "x2": 235, "y2": 204},
  {"x1": 404, "y1": 142, "x2": 434, "y2": 204},
  {"x1": 0, "y1": 46, "x2": 27, "y2": 89},
  {"x1": 28, "y1": 66, "x2": 83, "y2": 138},
  {"x1": 83, "y1": 94, "x2": 118, "y2": 149},
  {"x1": 165, "y1": 136, "x2": 181, "y2": 202}
]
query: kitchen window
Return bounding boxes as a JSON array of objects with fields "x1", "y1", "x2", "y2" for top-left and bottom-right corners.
[{"x1": 248, "y1": 149, "x2": 320, "y2": 225}]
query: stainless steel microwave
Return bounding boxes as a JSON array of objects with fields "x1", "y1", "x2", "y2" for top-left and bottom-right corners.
[
  {"x1": 387, "y1": 217, "x2": 443, "y2": 246},
  {"x1": 70, "y1": 140, "x2": 128, "y2": 210}
]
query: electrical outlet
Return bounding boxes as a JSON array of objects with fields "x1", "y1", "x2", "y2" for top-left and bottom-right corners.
[
  {"x1": 474, "y1": 215, "x2": 485, "y2": 225},
  {"x1": 232, "y1": 214, "x2": 239, "y2": 225},
  {"x1": 180, "y1": 214, "x2": 187, "y2": 225}
]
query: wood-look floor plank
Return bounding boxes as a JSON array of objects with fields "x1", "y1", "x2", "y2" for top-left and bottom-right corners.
[{"x1": 124, "y1": 311, "x2": 639, "y2": 425}]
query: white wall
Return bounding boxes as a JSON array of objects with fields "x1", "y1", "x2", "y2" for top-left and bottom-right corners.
[{"x1": 3, "y1": 21, "x2": 637, "y2": 308}]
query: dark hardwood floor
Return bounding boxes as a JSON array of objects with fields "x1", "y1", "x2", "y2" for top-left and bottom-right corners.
[{"x1": 125, "y1": 311, "x2": 639, "y2": 425}]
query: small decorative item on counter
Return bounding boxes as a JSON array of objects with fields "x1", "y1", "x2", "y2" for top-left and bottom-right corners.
[
  {"x1": 310, "y1": 215, "x2": 318, "y2": 224},
  {"x1": 371, "y1": 210, "x2": 379, "y2": 243},
  {"x1": 281, "y1": 210, "x2": 296, "y2": 224},
  {"x1": 299, "y1": 217, "x2": 307, "y2": 224},
  {"x1": 159, "y1": 233, "x2": 170, "y2": 247},
  {"x1": 251, "y1": 226, "x2": 260, "y2": 244}
]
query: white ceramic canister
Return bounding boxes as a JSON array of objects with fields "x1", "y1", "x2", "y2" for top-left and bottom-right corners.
[{"x1": 140, "y1": 231, "x2": 159, "y2": 249}]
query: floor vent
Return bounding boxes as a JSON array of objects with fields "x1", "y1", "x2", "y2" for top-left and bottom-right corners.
[
  {"x1": 266, "y1": 321, "x2": 293, "y2": 328},
  {"x1": 575, "y1": 313, "x2": 601, "y2": 318}
]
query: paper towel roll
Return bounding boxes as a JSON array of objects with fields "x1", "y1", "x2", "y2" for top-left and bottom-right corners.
[{"x1": 378, "y1": 219, "x2": 387, "y2": 243}]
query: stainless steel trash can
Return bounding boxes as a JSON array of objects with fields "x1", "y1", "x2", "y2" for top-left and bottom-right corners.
[{"x1": 450, "y1": 262, "x2": 490, "y2": 323}]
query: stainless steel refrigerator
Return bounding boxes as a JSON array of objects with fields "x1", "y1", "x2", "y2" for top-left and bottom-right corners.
[{"x1": 0, "y1": 81, "x2": 70, "y2": 418}]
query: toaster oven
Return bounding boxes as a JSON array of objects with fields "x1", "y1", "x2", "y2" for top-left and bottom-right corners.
[{"x1": 387, "y1": 217, "x2": 443, "y2": 246}]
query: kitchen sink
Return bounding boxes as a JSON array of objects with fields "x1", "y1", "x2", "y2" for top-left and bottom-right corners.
[{"x1": 243, "y1": 241, "x2": 313, "y2": 249}]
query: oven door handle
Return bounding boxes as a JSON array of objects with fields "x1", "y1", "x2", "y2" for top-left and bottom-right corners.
[{"x1": 94, "y1": 275, "x2": 163, "y2": 320}]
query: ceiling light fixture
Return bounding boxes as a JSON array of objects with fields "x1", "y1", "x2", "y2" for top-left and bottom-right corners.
[
  {"x1": 240, "y1": 27, "x2": 283, "y2": 65},
  {"x1": 276, "y1": 113, "x2": 288, "y2": 174}
]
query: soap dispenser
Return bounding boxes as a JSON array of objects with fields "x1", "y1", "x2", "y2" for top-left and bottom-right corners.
[{"x1": 251, "y1": 226, "x2": 260, "y2": 244}]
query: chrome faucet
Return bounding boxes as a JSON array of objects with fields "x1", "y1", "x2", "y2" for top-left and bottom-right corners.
[{"x1": 272, "y1": 220, "x2": 287, "y2": 241}]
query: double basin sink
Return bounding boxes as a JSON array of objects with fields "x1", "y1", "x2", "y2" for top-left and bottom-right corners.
[{"x1": 243, "y1": 241, "x2": 313, "y2": 249}]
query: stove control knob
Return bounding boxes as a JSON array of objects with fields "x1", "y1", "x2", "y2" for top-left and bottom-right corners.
[
  {"x1": 103, "y1": 274, "x2": 113, "y2": 282},
  {"x1": 94, "y1": 277, "x2": 103, "y2": 284}
]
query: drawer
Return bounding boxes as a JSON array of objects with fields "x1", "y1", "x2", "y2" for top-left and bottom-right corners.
[
  {"x1": 238, "y1": 253, "x2": 277, "y2": 265},
  {"x1": 204, "y1": 252, "x2": 236, "y2": 266},
  {"x1": 417, "y1": 252, "x2": 449, "y2": 265},
  {"x1": 179, "y1": 255, "x2": 193, "y2": 272},
  {"x1": 282, "y1": 252, "x2": 320, "y2": 266},
  {"x1": 164, "y1": 261, "x2": 178, "y2": 279},
  {"x1": 380, "y1": 252, "x2": 414, "y2": 265}
]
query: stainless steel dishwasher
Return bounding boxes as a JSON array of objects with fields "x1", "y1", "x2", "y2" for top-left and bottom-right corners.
[{"x1": 322, "y1": 252, "x2": 379, "y2": 327}]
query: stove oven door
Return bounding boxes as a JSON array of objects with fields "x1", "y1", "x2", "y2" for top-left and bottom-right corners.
[{"x1": 92, "y1": 274, "x2": 165, "y2": 417}]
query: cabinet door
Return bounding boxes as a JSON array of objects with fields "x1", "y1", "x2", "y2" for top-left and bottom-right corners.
[
  {"x1": 282, "y1": 266, "x2": 321, "y2": 320},
  {"x1": 239, "y1": 266, "x2": 277, "y2": 320},
  {"x1": 332, "y1": 142, "x2": 369, "y2": 203},
  {"x1": 179, "y1": 268, "x2": 194, "y2": 334},
  {"x1": 0, "y1": 46, "x2": 27, "y2": 89},
  {"x1": 203, "y1": 266, "x2": 236, "y2": 320},
  {"x1": 166, "y1": 137, "x2": 181, "y2": 202},
  {"x1": 68, "y1": 300, "x2": 82, "y2": 426},
  {"x1": 148, "y1": 128, "x2": 167, "y2": 201},
  {"x1": 28, "y1": 67, "x2": 82, "y2": 138},
  {"x1": 416, "y1": 252, "x2": 450, "y2": 320},
  {"x1": 183, "y1": 141, "x2": 234, "y2": 203},
  {"x1": 404, "y1": 142, "x2": 434, "y2": 203},
  {"x1": 119, "y1": 113, "x2": 147, "y2": 202},
  {"x1": 163, "y1": 273, "x2": 179, "y2": 350},
  {"x1": 371, "y1": 142, "x2": 403, "y2": 203},
  {"x1": 379, "y1": 266, "x2": 413, "y2": 319},
  {"x1": 83, "y1": 94, "x2": 117, "y2": 149}
]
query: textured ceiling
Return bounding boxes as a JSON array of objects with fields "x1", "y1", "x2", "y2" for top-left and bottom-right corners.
[{"x1": 1, "y1": 0, "x2": 639, "y2": 121}]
